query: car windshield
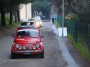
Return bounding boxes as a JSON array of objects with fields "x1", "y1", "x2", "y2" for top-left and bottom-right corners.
[
  {"x1": 21, "y1": 22, "x2": 27, "y2": 26},
  {"x1": 17, "y1": 30, "x2": 39, "y2": 37},
  {"x1": 21, "y1": 22, "x2": 35, "y2": 26}
]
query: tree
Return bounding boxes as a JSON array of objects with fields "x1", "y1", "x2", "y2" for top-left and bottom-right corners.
[
  {"x1": 53, "y1": 0, "x2": 62, "y2": 15},
  {"x1": 32, "y1": 0, "x2": 53, "y2": 19},
  {"x1": 0, "y1": 0, "x2": 10, "y2": 26},
  {"x1": 0, "y1": 0, "x2": 34, "y2": 26}
]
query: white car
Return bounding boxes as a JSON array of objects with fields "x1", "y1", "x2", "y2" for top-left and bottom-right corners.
[
  {"x1": 19, "y1": 18, "x2": 41, "y2": 29},
  {"x1": 34, "y1": 16, "x2": 43, "y2": 27},
  {"x1": 21, "y1": 18, "x2": 29, "y2": 22},
  {"x1": 20, "y1": 18, "x2": 36, "y2": 26}
]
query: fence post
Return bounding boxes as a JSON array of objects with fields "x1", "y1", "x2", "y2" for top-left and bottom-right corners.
[{"x1": 74, "y1": 21, "x2": 78, "y2": 42}]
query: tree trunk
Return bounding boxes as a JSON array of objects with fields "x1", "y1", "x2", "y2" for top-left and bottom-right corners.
[
  {"x1": 17, "y1": 6, "x2": 20, "y2": 22},
  {"x1": 14, "y1": 11, "x2": 18, "y2": 23},
  {"x1": 10, "y1": 9, "x2": 13, "y2": 25},
  {"x1": 0, "y1": 5, "x2": 6, "y2": 26}
]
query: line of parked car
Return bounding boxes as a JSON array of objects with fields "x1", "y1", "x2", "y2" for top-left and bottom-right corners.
[{"x1": 11, "y1": 16, "x2": 44, "y2": 59}]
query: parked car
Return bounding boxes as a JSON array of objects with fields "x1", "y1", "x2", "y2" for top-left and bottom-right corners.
[
  {"x1": 16, "y1": 25, "x2": 40, "y2": 32},
  {"x1": 20, "y1": 18, "x2": 36, "y2": 26},
  {"x1": 34, "y1": 16, "x2": 43, "y2": 27},
  {"x1": 20, "y1": 18, "x2": 41, "y2": 28},
  {"x1": 11, "y1": 28, "x2": 44, "y2": 59}
]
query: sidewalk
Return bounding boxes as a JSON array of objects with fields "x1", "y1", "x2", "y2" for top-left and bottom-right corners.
[
  {"x1": 51, "y1": 22, "x2": 90, "y2": 67},
  {"x1": 57, "y1": 36, "x2": 80, "y2": 67},
  {"x1": 54, "y1": 30, "x2": 90, "y2": 67}
]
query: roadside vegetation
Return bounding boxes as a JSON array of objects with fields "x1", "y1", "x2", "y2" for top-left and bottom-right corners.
[
  {"x1": 0, "y1": 14, "x2": 19, "y2": 27},
  {"x1": 68, "y1": 34, "x2": 90, "y2": 62},
  {"x1": 0, "y1": 0, "x2": 34, "y2": 26},
  {"x1": 32, "y1": 0, "x2": 53, "y2": 19},
  {"x1": 53, "y1": 0, "x2": 90, "y2": 62},
  {"x1": 0, "y1": 14, "x2": 21, "y2": 38}
]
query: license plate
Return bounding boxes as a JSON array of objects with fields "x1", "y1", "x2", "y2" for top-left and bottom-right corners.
[{"x1": 24, "y1": 53, "x2": 31, "y2": 55}]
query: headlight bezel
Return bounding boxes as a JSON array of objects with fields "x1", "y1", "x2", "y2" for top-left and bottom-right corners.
[
  {"x1": 15, "y1": 44, "x2": 20, "y2": 48},
  {"x1": 34, "y1": 42, "x2": 43, "y2": 49},
  {"x1": 18, "y1": 46, "x2": 23, "y2": 50},
  {"x1": 15, "y1": 44, "x2": 23, "y2": 50}
]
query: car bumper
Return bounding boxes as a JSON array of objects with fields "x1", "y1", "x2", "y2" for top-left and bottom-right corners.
[{"x1": 12, "y1": 50, "x2": 43, "y2": 55}]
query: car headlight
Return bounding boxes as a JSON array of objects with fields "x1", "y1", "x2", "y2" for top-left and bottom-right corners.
[
  {"x1": 15, "y1": 44, "x2": 19, "y2": 48},
  {"x1": 35, "y1": 42, "x2": 42, "y2": 48},
  {"x1": 39, "y1": 42, "x2": 43, "y2": 46},
  {"x1": 35, "y1": 44, "x2": 40, "y2": 48},
  {"x1": 32, "y1": 46, "x2": 36, "y2": 49},
  {"x1": 19, "y1": 46, "x2": 22, "y2": 50},
  {"x1": 32, "y1": 42, "x2": 42, "y2": 49},
  {"x1": 28, "y1": 46, "x2": 32, "y2": 50},
  {"x1": 23, "y1": 46, "x2": 26, "y2": 50}
]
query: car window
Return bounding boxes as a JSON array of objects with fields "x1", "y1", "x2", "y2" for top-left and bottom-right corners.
[
  {"x1": 17, "y1": 30, "x2": 39, "y2": 37},
  {"x1": 30, "y1": 30, "x2": 39, "y2": 37},
  {"x1": 21, "y1": 22, "x2": 35, "y2": 26},
  {"x1": 21, "y1": 22, "x2": 27, "y2": 26}
]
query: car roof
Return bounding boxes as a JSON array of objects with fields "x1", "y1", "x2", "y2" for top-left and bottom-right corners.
[
  {"x1": 21, "y1": 18, "x2": 29, "y2": 22},
  {"x1": 21, "y1": 18, "x2": 36, "y2": 22},
  {"x1": 21, "y1": 20, "x2": 35, "y2": 23},
  {"x1": 18, "y1": 25, "x2": 37, "y2": 29},
  {"x1": 17, "y1": 29, "x2": 38, "y2": 32},
  {"x1": 17, "y1": 26, "x2": 40, "y2": 31}
]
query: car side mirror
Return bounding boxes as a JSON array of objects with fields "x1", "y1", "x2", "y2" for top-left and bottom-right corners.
[
  {"x1": 41, "y1": 35, "x2": 44, "y2": 38},
  {"x1": 12, "y1": 34, "x2": 16, "y2": 37}
]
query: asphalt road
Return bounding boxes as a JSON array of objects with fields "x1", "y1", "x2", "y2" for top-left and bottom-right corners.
[{"x1": 0, "y1": 22, "x2": 67, "y2": 67}]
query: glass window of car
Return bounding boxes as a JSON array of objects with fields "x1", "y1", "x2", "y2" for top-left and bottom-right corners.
[
  {"x1": 21, "y1": 22, "x2": 27, "y2": 26},
  {"x1": 21, "y1": 21, "x2": 35, "y2": 26},
  {"x1": 17, "y1": 30, "x2": 39, "y2": 37}
]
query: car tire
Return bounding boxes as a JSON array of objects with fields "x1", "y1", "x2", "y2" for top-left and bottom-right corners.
[
  {"x1": 11, "y1": 53, "x2": 16, "y2": 59},
  {"x1": 40, "y1": 51, "x2": 44, "y2": 58}
]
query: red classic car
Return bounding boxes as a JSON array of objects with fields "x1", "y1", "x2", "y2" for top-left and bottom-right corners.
[{"x1": 11, "y1": 28, "x2": 44, "y2": 59}]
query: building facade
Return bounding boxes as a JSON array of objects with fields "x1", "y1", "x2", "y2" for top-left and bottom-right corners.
[{"x1": 20, "y1": 3, "x2": 32, "y2": 20}]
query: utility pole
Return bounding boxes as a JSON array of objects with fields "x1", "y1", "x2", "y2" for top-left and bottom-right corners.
[
  {"x1": 62, "y1": 0, "x2": 65, "y2": 37},
  {"x1": 26, "y1": 4, "x2": 27, "y2": 18}
]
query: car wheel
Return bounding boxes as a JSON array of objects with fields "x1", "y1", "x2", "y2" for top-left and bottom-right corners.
[
  {"x1": 11, "y1": 53, "x2": 16, "y2": 59},
  {"x1": 40, "y1": 51, "x2": 44, "y2": 58}
]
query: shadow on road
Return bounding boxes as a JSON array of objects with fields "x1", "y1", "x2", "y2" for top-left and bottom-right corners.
[{"x1": 9, "y1": 55, "x2": 43, "y2": 59}]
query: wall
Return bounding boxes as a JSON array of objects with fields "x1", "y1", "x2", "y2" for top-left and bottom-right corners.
[{"x1": 20, "y1": 3, "x2": 32, "y2": 20}]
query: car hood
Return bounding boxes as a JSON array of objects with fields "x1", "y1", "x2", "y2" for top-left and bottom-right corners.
[{"x1": 14, "y1": 36, "x2": 41, "y2": 45}]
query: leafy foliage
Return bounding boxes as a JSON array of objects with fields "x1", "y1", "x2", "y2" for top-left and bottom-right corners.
[
  {"x1": 32, "y1": 0, "x2": 53, "y2": 19},
  {"x1": 54, "y1": 0, "x2": 90, "y2": 61},
  {"x1": 53, "y1": 0, "x2": 62, "y2": 15},
  {"x1": 0, "y1": 0, "x2": 34, "y2": 26}
]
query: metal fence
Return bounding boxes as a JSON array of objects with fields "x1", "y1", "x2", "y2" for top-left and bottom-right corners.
[
  {"x1": 54, "y1": 15, "x2": 62, "y2": 27},
  {"x1": 65, "y1": 19, "x2": 90, "y2": 51}
]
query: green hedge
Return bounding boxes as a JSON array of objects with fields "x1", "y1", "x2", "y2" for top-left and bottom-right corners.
[{"x1": 68, "y1": 34, "x2": 90, "y2": 62}]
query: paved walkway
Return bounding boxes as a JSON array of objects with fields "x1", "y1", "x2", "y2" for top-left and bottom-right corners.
[
  {"x1": 51, "y1": 23, "x2": 90, "y2": 67},
  {"x1": 57, "y1": 37, "x2": 80, "y2": 67}
]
